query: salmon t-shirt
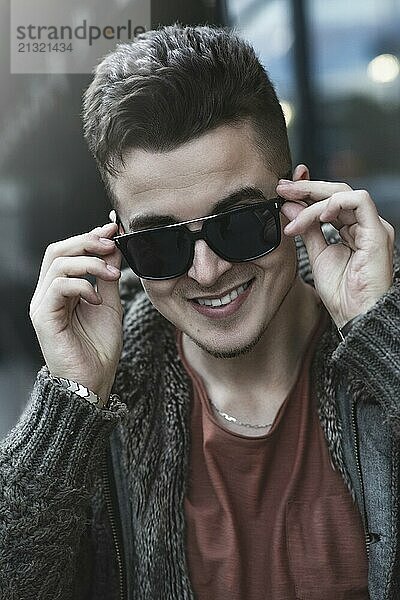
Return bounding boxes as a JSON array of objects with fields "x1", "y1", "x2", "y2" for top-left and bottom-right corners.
[{"x1": 177, "y1": 307, "x2": 369, "y2": 600}]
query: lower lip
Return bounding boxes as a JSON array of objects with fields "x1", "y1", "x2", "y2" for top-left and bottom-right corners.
[{"x1": 190, "y1": 279, "x2": 254, "y2": 319}]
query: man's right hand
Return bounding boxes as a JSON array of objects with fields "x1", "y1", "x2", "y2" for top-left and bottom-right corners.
[{"x1": 29, "y1": 222, "x2": 123, "y2": 404}]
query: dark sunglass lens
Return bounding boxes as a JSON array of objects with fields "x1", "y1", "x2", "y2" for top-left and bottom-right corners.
[
  {"x1": 124, "y1": 227, "x2": 191, "y2": 278},
  {"x1": 208, "y1": 205, "x2": 279, "y2": 261}
]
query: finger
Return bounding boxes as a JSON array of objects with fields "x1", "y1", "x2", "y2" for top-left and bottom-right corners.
[
  {"x1": 280, "y1": 200, "x2": 308, "y2": 223},
  {"x1": 96, "y1": 244, "x2": 123, "y2": 308},
  {"x1": 283, "y1": 196, "x2": 345, "y2": 231},
  {"x1": 336, "y1": 224, "x2": 357, "y2": 251},
  {"x1": 284, "y1": 191, "x2": 382, "y2": 235},
  {"x1": 334, "y1": 218, "x2": 392, "y2": 253},
  {"x1": 283, "y1": 202, "x2": 328, "y2": 266},
  {"x1": 317, "y1": 197, "x2": 356, "y2": 231},
  {"x1": 31, "y1": 277, "x2": 101, "y2": 325},
  {"x1": 31, "y1": 255, "x2": 121, "y2": 311},
  {"x1": 379, "y1": 216, "x2": 396, "y2": 243},
  {"x1": 34, "y1": 223, "x2": 118, "y2": 293},
  {"x1": 277, "y1": 179, "x2": 352, "y2": 205}
]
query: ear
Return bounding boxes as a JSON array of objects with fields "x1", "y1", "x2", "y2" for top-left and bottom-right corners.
[
  {"x1": 109, "y1": 209, "x2": 125, "y2": 235},
  {"x1": 292, "y1": 164, "x2": 310, "y2": 182}
]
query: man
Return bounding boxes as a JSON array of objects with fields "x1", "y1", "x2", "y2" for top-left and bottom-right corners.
[{"x1": 0, "y1": 24, "x2": 398, "y2": 600}]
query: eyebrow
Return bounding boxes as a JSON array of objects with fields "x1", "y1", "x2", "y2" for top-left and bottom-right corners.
[{"x1": 127, "y1": 186, "x2": 267, "y2": 232}]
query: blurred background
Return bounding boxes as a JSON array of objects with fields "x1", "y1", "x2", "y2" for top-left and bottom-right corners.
[{"x1": 1, "y1": 0, "x2": 399, "y2": 437}]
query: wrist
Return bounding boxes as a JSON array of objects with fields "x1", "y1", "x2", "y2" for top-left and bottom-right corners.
[
  {"x1": 49, "y1": 374, "x2": 109, "y2": 408},
  {"x1": 337, "y1": 313, "x2": 365, "y2": 342}
]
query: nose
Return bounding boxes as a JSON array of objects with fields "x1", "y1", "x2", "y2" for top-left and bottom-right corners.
[{"x1": 187, "y1": 239, "x2": 232, "y2": 287}]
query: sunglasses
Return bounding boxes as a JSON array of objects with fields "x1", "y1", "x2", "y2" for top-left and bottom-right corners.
[{"x1": 113, "y1": 197, "x2": 284, "y2": 280}]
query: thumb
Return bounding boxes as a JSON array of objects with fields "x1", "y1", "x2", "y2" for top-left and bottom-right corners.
[
  {"x1": 96, "y1": 244, "x2": 123, "y2": 307},
  {"x1": 282, "y1": 201, "x2": 328, "y2": 266},
  {"x1": 298, "y1": 223, "x2": 328, "y2": 267}
]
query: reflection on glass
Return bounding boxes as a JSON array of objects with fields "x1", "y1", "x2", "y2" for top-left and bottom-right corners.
[{"x1": 367, "y1": 54, "x2": 400, "y2": 83}]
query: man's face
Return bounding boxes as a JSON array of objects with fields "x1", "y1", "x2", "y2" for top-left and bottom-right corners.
[{"x1": 113, "y1": 123, "x2": 297, "y2": 357}]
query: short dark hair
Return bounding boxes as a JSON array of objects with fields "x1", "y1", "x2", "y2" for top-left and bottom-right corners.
[{"x1": 82, "y1": 23, "x2": 292, "y2": 201}]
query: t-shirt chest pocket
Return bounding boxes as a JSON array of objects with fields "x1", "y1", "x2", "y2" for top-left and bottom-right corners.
[{"x1": 285, "y1": 495, "x2": 369, "y2": 600}]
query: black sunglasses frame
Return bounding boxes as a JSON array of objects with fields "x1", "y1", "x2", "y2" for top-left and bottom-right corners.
[{"x1": 113, "y1": 197, "x2": 285, "y2": 280}]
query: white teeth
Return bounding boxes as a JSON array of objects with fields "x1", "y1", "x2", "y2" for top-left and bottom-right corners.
[
  {"x1": 195, "y1": 280, "x2": 251, "y2": 307},
  {"x1": 220, "y1": 293, "x2": 232, "y2": 305}
]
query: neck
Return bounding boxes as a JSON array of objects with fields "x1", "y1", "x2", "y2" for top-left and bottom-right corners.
[{"x1": 181, "y1": 277, "x2": 321, "y2": 419}]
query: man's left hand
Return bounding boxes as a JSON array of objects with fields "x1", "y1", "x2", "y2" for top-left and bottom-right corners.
[{"x1": 276, "y1": 178, "x2": 395, "y2": 329}]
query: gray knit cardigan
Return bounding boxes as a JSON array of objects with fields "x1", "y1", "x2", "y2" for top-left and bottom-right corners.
[{"x1": 0, "y1": 236, "x2": 399, "y2": 600}]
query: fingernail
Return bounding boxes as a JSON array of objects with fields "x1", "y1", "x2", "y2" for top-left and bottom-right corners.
[
  {"x1": 99, "y1": 237, "x2": 115, "y2": 246},
  {"x1": 278, "y1": 179, "x2": 293, "y2": 185},
  {"x1": 106, "y1": 264, "x2": 120, "y2": 274}
]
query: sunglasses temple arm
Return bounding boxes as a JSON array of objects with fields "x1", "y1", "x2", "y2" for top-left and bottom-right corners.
[{"x1": 276, "y1": 197, "x2": 285, "y2": 210}]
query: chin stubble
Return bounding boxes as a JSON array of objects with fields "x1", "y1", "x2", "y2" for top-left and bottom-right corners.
[{"x1": 190, "y1": 325, "x2": 266, "y2": 359}]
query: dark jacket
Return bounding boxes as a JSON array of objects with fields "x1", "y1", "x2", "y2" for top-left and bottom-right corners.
[{"x1": 0, "y1": 236, "x2": 399, "y2": 599}]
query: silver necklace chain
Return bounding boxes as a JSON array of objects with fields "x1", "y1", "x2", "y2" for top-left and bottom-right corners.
[{"x1": 209, "y1": 399, "x2": 273, "y2": 430}]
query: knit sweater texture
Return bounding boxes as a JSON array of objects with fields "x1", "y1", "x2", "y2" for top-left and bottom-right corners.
[{"x1": 0, "y1": 234, "x2": 399, "y2": 599}]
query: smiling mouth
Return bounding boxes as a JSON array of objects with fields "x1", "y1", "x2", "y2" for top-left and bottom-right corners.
[{"x1": 193, "y1": 279, "x2": 254, "y2": 308}]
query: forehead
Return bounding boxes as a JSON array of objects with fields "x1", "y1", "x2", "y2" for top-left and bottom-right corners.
[{"x1": 112, "y1": 122, "x2": 277, "y2": 223}]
